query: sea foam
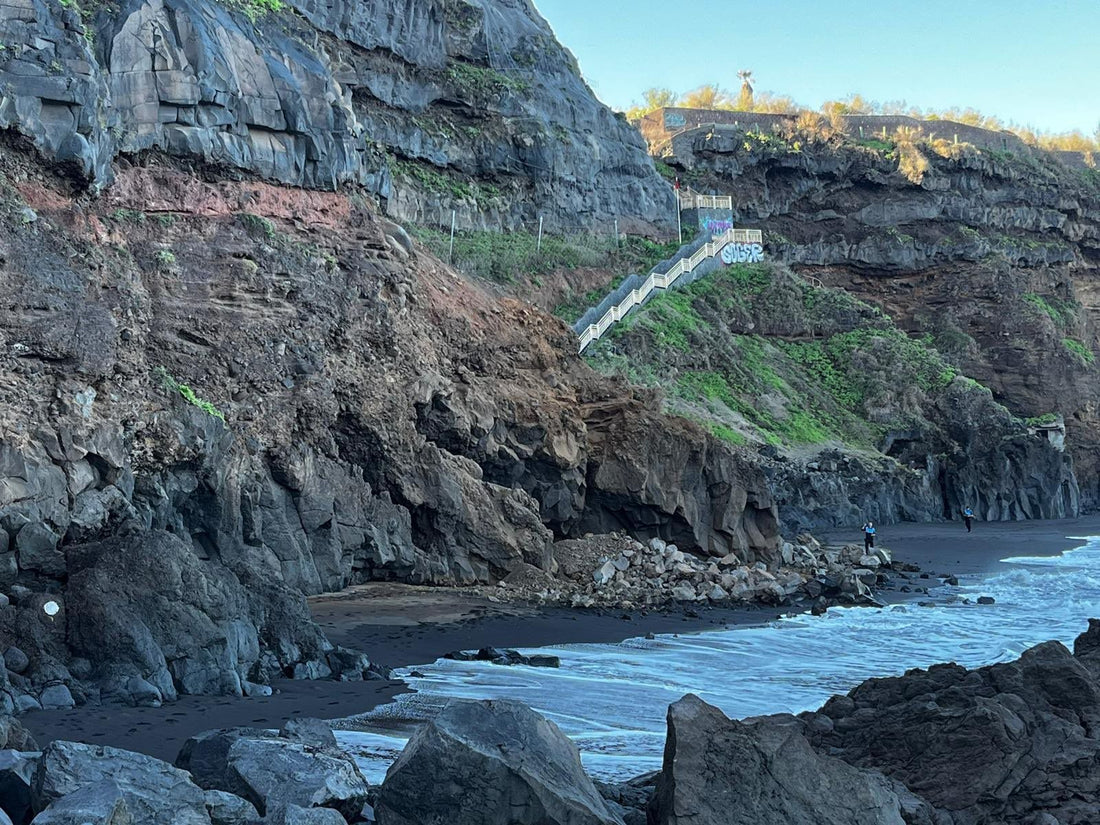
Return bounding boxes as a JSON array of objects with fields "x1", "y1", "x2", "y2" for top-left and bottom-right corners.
[{"x1": 338, "y1": 536, "x2": 1100, "y2": 783}]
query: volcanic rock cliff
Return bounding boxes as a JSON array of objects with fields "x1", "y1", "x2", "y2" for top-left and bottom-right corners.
[
  {"x1": 0, "y1": 0, "x2": 674, "y2": 232},
  {"x1": 0, "y1": 139, "x2": 775, "y2": 707},
  {"x1": 659, "y1": 123, "x2": 1100, "y2": 508}
]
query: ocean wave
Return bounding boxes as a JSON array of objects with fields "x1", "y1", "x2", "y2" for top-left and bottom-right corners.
[{"x1": 341, "y1": 536, "x2": 1100, "y2": 783}]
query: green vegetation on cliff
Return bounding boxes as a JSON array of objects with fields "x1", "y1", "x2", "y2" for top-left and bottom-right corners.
[
  {"x1": 586, "y1": 262, "x2": 971, "y2": 449},
  {"x1": 408, "y1": 225, "x2": 677, "y2": 294}
]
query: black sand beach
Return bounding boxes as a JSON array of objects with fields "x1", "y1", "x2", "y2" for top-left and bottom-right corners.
[
  {"x1": 22, "y1": 516, "x2": 1100, "y2": 761},
  {"x1": 820, "y1": 515, "x2": 1100, "y2": 576}
]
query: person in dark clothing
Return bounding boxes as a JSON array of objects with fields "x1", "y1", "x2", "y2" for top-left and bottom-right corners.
[
  {"x1": 862, "y1": 521, "x2": 876, "y2": 552},
  {"x1": 963, "y1": 507, "x2": 974, "y2": 533}
]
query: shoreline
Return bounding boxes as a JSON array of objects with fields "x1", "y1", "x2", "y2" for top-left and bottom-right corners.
[{"x1": 20, "y1": 515, "x2": 1100, "y2": 762}]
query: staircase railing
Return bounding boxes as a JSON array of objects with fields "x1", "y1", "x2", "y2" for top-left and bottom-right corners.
[
  {"x1": 678, "y1": 190, "x2": 734, "y2": 211},
  {"x1": 574, "y1": 227, "x2": 763, "y2": 352}
]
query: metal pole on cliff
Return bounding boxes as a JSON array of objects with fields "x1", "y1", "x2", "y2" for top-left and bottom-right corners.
[
  {"x1": 675, "y1": 179, "x2": 683, "y2": 244},
  {"x1": 448, "y1": 209, "x2": 456, "y2": 264},
  {"x1": 614, "y1": 218, "x2": 619, "y2": 251},
  {"x1": 537, "y1": 216, "x2": 543, "y2": 253}
]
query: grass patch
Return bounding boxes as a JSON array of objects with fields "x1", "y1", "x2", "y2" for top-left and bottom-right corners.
[
  {"x1": 222, "y1": 0, "x2": 284, "y2": 22},
  {"x1": 1063, "y1": 337, "x2": 1095, "y2": 364},
  {"x1": 238, "y1": 213, "x2": 276, "y2": 239},
  {"x1": 705, "y1": 422, "x2": 747, "y2": 445},
  {"x1": 110, "y1": 208, "x2": 145, "y2": 224},
  {"x1": 1026, "y1": 413, "x2": 1060, "y2": 427},
  {"x1": 1023, "y1": 292, "x2": 1078, "y2": 327},
  {"x1": 445, "y1": 61, "x2": 529, "y2": 97},
  {"x1": 410, "y1": 225, "x2": 676, "y2": 290},
  {"x1": 155, "y1": 367, "x2": 225, "y2": 421},
  {"x1": 638, "y1": 289, "x2": 707, "y2": 352},
  {"x1": 391, "y1": 159, "x2": 500, "y2": 207}
]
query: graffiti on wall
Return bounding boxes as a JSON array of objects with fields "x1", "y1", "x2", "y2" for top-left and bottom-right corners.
[
  {"x1": 665, "y1": 112, "x2": 686, "y2": 128},
  {"x1": 703, "y1": 218, "x2": 734, "y2": 234},
  {"x1": 721, "y1": 242, "x2": 765, "y2": 264}
]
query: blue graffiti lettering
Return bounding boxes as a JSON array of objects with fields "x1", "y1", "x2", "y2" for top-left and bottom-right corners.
[{"x1": 721, "y1": 242, "x2": 764, "y2": 264}]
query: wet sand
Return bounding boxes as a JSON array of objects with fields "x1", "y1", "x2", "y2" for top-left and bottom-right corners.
[
  {"x1": 22, "y1": 515, "x2": 1100, "y2": 761},
  {"x1": 821, "y1": 514, "x2": 1100, "y2": 576}
]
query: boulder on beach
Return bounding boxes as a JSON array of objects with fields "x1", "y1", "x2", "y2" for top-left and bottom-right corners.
[
  {"x1": 32, "y1": 741, "x2": 211, "y2": 824},
  {"x1": 175, "y1": 724, "x2": 368, "y2": 819},
  {"x1": 0, "y1": 719, "x2": 37, "y2": 753},
  {"x1": 265, "y1": 802, "x2": 348, "y2": 825},
  {"x1": 28, "y1": 780, "x2": 131, "y2": 825},
  {"x1": 648, "y1": 694, "x2": 929, "y2": 825},
  {"x1": 0, "y1": 748, "x2": 39, "y2": 824},
  {"x1": 803, "y1": 633, "x2": 1100, "y2": 823},
  {"x1": 375, "y1": 698, "x2": 624, "y2": 825},
  {"x1": 202, "y1": 789, "x2": 260, "y2": 825}
]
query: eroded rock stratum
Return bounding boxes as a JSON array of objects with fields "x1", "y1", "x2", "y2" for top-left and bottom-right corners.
[{"x1": 0, "y1": 0, "x2": 674, "y2": 233}]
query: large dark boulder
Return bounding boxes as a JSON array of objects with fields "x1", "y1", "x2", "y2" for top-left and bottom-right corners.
[
  {"x1": 803, "y1": 633, "x2": 1100, "y2": 824},
  {"x1": 175, "y1": 726, "x2": 368, "y2": 818},
  {"x1": 648, "y1": 694, "x2": 927, "y2": 825},
  {"x1": 32, "y1": 741, "x2": 210, "y2": 824},
  {"x1": 375, "y1": 698, "x2": 623, "y2": 825},
  {"x1": 64, "y1": 531, "x2": 336, "y2": 700},
  {"x1": 0, "y1": 749, "x2": 38, "y2": 825}
]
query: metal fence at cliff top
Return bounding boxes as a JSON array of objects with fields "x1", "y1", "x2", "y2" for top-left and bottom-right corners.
[{"x1": 408, "y1": 212, "x2": 644, "y2": 285}]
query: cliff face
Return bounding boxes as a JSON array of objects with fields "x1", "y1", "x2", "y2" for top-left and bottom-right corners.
[
  {"x1": 0, "y1": 0, "x2": 674, "y2": 232},
  {"x1": 584, "y1": 258, "x2": 1078, "y2": 534},
  {"x1": 664, "y1": 126, "x2": 1100, "y2": 508},
  {"x1": 0, "y1": 139, "x2": 773, "y2": 704}
]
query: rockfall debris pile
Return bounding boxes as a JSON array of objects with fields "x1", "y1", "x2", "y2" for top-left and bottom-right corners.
[{"x1": 476, "y1": 533, "x2": 897, "y2": 612}]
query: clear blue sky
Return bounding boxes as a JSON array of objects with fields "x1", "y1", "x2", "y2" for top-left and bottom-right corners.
[{"x1": 533, "y1": 0, "x2": 1100, "y2": 134}]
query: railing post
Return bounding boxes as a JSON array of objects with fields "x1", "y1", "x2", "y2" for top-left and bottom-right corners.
[{"x1": 448, "y1": 209, "x2": 457, "y2": 264}]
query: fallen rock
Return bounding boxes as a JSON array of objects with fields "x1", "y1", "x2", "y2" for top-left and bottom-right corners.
[
  {"x1": 38, "y1": 685, "x2": 75, "y2": 711},
  {"x1": 33, "y1": 741, "x2": 210, "y2": 824},
  {"x1": 279, "y1": 719, "x2": 337, "y2": 750},
  {"x1": 0, "y1": 748, "x2": 38, "y2": 824},
  {"x1": 805, "y1": 634, "x2": 1100, "y2": 823},
  {"x1": 4, "y1": 648, "x2": 29, "y2": 675},
  {"x1": 593, "y1": 561, "x2": 617, "y2": 586},
  {"x1": 202, "y1": 789, "x2": 260, "y2": 825},
  {"x1": 375, "y1": 699, "x2": 623, "y2": 825},
  {"x1": 443, "y1": 648, "x2": 560, "y2": 668},
  {"x1": 648, "y1": 694, "x2": 927, "y2": 825},
  {"x1": 176, "y1": 729, "x2": 367, "y2": 818},
  {"x1": 976, "y1": 596, "x2": 995, "y2": 605},
  {"x1": 0, "y1": 719, "x2": 37, "y2": 752},
  {"x1": 26, "y1": 780, "x2": 130, "y2": 825},
  {"x1": 264, "y1": 803, "x2": 346, "y2": 824}
]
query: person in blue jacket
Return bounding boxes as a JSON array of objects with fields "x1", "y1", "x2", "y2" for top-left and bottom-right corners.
[
  {"x1": 963, "y1": 506, "x2": 974, "y2": 533},
  {"x1": 862, "y1": 520, "x2": 876, "y2": 552}
]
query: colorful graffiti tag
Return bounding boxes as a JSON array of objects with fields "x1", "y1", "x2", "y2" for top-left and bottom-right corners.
[
  {"x1": 703, "y1": 218, "x2": 734, "y2": 234},
  {"x1": 721, "y1": 242, "x2": 765, "y2": 264}
]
